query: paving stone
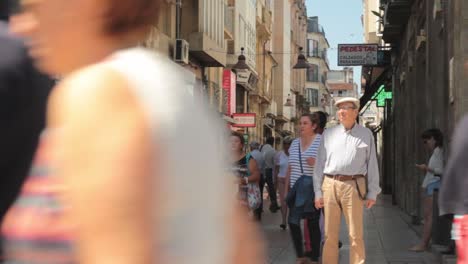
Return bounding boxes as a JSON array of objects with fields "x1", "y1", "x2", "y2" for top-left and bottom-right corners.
[{"x1": 260, "y1": 195, "x2": 439, "y2": 264}]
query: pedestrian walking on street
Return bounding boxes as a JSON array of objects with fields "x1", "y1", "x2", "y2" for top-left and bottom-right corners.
[
  {"x1": 1, "y1": 0, "x2": 264, "y2": 263},
  {"x1": 249, "y1": 141, "x2": 265, "y2": 221},
  {"x1": 231, "y1": 132, "x2": 262, "y2": 216},
  {"x1": 274, "y1": 136, "x2": 293, "y2": 230},
  {"x1": 409, "y1": 128, "x2": 444, "y2": 252},
  {"x1": 285, "y1": 113, "x2": 322, "y2": 264},
  {"x1": 314, "y1": 97, "x2": 381, "y2": 264},
  {"x1": 261, "y1": 136, "x2": 281, "y2": 213},
  {"x1": 303, "y1": 111, "x2": 342, "y2": 258},
  {"x1": 439, "y1": 115, "x2": 468, "y2": 264}
]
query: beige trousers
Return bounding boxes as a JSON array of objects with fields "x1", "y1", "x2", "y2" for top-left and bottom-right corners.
[{"x1": 322, "y1": 176, "x2": 366, "y2": 264}]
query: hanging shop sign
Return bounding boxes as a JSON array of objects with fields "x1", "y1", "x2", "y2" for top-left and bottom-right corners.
[
  {"x1": 223, "y1": 69, "x2": 236, "y2": 116},
  {"x1": 338, "y1": 44, "x2": 378, "y2": 66},
  {"x1": 371, "y1": 85, "x2": 393, "y2": 107},
  {"x1": 232, "y1": 113, "x2": 256, "y2": 128},
  {"x1": 236, "y1": 70, "x2": 258, "y2": 91}
]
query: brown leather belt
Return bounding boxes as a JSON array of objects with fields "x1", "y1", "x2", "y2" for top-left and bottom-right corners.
[{"x1": 325, "y1": 174, "x2": 365, "y2": 182}]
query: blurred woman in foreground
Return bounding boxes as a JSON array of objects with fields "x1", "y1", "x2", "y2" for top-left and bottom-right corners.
[{"x1": 2, "y1": 0, "x2": 263, "y2": 263}]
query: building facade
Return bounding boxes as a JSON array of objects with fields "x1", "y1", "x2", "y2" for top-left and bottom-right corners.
[
  {"x1": 248, "y1": 0, "x2": 277, "y2": 143},
  {"x1": 362, "y1": 0, "x2": 381, "y2": 44},
  {"x1": 376, "y1": 1, "x2": 468, "y2": 244},
  {"x1": 305, "y1": 16, "x2": 331, "y2": 115},
  {"x1": 272, "y1": 0, "x2": 292, "y2": 136},
  {"x1": 327, "y1": 68, "x2": 359, "y2": 98},
  {"x1": 290, "y1": 0, "x2": 308, "y2": 133}
]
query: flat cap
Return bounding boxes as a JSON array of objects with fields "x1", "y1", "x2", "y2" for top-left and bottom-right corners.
[{"x1": 335, "y1": 97, "x2": 360, "y2": 109}]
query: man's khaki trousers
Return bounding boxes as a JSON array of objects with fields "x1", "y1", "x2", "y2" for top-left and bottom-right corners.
[{"x1": 322, "y1": 176, "x2": 366, "y2": 264}]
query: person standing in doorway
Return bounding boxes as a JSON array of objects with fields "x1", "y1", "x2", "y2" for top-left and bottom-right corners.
[
  {"x1": 409, "y1": 128, "x2": 444, "y2": 252},
  {"x1": 314, "y1": 98, "x2": 381, "y2": 264},
  {"x1": 261, "y1": 136, "x2": 280, "y2": 213}
]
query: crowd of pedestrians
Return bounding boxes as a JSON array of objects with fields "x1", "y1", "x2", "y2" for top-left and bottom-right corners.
[{"x1": 2, "y1": 0, "x2": 468, "y2": 263}]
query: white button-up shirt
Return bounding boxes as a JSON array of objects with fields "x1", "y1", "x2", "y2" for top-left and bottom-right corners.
[
  {"x1": 422, "y1": 147, "x2": 444, "y2": 188},
  {"x1": 313, "y1": 123, "x2": 382, "y2": 200}
]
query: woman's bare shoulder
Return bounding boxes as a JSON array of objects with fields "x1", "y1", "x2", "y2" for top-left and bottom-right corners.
[{"x1": 47, "y1": 64, "x2": 140, "y2": 127}]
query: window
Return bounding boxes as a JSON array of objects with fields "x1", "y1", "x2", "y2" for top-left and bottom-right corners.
[
  {"x1": 236, "y1": 85, "x2": 245, "y2": 113},
  {"x1": 306, "y1": 88, "x2": 319, "y2": 107},
  {"x1": 307, "y1": 64, "x2": 319, "y2": 82},
  {"x1": 338, "y1": 91, "x2": 343, "y2": 96},
  {"x1": 307, "y1": 39, "x2": 319, "y2": 57}
]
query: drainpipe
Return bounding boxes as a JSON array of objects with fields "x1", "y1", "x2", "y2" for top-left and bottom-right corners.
[{"x1": 175, "y1": 0, "x2": 182, "y2": 39}]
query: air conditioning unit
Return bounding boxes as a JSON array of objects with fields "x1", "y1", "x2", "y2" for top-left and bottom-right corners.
[{"x1": 174, "y1": 39, "x2": 189, "y2": 64}]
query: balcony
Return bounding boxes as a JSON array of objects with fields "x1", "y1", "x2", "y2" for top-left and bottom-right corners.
[
  {"x1": 250, "y1": 80, "x2": 272, "y2": 105},
  {"x1": 181, "y1": 0, "x2": 226, "y2": 67},
  {"x1": 382, "y1": 0, "x2": 414, "y2": 43},
  {"x1": 307, "y1": 20, "x2": 326, "y2": 37},
  {"x1": 256, "y1": 6, "x2": 273, "y2": 38}
]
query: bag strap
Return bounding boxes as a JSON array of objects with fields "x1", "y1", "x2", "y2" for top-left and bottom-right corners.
[
  {"x1": 245, "y1": 153, "x2": 251, "y2": 176},
  {"x1": 353, "y1": 178, "x2": 367, "y2": 200},
  {"x1": 298, "y1": 140, "x2": 304, "y2": 175}
]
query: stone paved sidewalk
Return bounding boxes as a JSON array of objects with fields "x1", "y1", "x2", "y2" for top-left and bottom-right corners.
[{"x1": 259, "y1": 195, "x2": 439, "y2": 264}]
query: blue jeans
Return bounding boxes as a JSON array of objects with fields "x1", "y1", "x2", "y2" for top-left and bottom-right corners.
[{"x1": 426, "y1": 180, "x2": 441, "y2": 196}]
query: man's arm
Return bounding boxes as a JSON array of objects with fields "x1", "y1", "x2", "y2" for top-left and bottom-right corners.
[
  {"x1": 313, "y1": 134, "x2": 326, "y2": 199},
  {"x1": 366, "y1": 132, "x2": 381, "y2": 201}
]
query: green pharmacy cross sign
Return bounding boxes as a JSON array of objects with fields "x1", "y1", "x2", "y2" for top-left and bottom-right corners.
[{"x1": 371, "y1": 85, "x2": 392, "y2": 107}]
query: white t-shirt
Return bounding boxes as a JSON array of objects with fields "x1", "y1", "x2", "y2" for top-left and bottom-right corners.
[
  {"x1": 275, "y1": 151, "x2": 289, "y2": 178},
  {"x1": 422, "y1": 147, "x2": 444, "y2": 188},
  {"x1": 107, "y1": 48, "x2": 232, "y2": 263}
]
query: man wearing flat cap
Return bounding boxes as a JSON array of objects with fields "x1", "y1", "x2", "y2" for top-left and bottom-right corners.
[{"x1": 313, "y1": 97, "x2": 381, "y2": 264}]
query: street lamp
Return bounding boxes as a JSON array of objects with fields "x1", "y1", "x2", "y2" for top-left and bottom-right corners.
[
  {"x1": 293, "y1": 47, "x2": 310, "y2": 69},
  {"x1": 233, "y1": 47, "x2": 249, "y2": 70}
]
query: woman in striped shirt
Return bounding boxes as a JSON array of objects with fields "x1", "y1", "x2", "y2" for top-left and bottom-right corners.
[{"x1": 285, "y1": 113, "x2": 322, "y2": 264}]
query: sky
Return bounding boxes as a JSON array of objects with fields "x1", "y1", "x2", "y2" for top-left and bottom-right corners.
[{"x1": 305, "y1": 0, "x2": 364, "y2": 93}]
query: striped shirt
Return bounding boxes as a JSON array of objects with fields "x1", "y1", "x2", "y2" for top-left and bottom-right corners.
[
  {"x1": 1, "y1": 133, "x2": 75, "y2": 263},
  {"x1": 288, "y1": 135, "x2": 322, "y2": 186}
]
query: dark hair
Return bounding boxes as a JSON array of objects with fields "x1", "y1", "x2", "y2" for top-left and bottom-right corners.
[
  {"x1": 315, "y1": 111, "x2": 327, "y2": 130},
  {"x1": 301, "y1": 113, "x2": 321, "y2": 133},
  {"x1": 266, "y1": 136, "x2": 274, "y2": 145},
  {"x1": 283, "y1": 136, "x2": 293, "y2": 145},
  {"x1": 231, "y1": 132, "x2": 245, "y2": 146},
  {"x1": 0, "y1": 0, "x2": 18, "y2": 21},
  {"x1": 421, "y1": 128, "x2": 444, "y2": 147},
  {"x1": 103, "y1": 0, "x2": 161, "y2": 35}
]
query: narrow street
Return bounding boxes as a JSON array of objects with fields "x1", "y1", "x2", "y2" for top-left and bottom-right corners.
[{"x1": 260, "y1": 195, "x2": 440, "y2": 264}]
